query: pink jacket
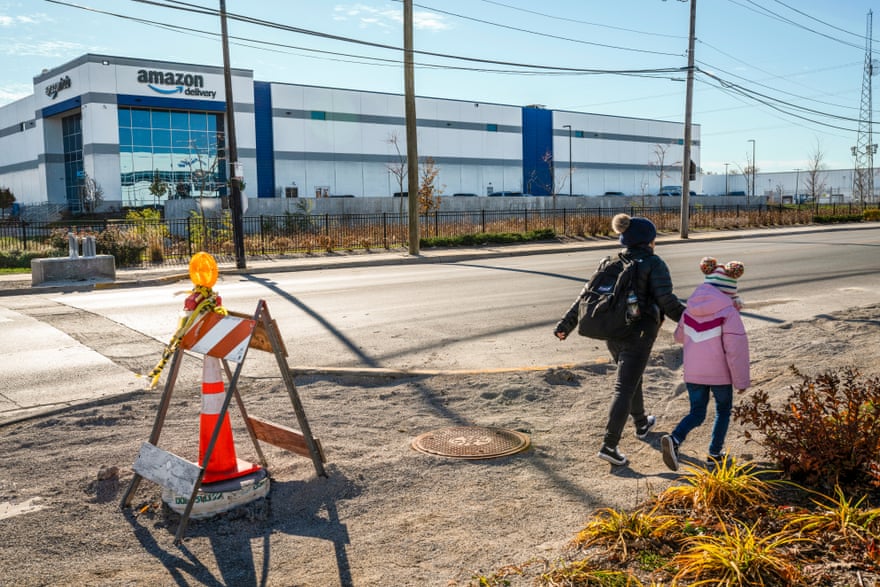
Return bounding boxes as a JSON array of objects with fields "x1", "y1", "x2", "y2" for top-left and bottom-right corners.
[{"x1": 673, "y1": 283, "x2": 751, "y2": 390}]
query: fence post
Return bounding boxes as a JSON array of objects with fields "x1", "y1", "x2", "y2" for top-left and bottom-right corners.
[
  {"x1": 186, "y1": 216, "x2": 192, "y2": 258},
  {"x1": 481, "y1": 209, "x2": 486, "y2": 233},
  {"x1": 20, "y1": 221, "x2": 27, "y2": 251},
  {"x1": 434, "y1": 210, "x2": 439, "y2": 238}
]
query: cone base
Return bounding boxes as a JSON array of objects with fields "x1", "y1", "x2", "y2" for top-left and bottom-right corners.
[
  {"x1": 202, "y1": 458, "x2": 261, "y2": 485},
  {"x1": 162, "y1": 468, "x2": 269, "y2": 520}
]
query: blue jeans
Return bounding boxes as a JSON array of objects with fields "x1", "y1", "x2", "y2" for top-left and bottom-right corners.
[{"x1": 671, "y1": 383, "x2": 733, "y2": 456}]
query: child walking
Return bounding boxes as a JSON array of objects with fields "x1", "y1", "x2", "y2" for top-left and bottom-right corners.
[{"x1": 661, "y1": 257, "x2": 750, "y2": 471}]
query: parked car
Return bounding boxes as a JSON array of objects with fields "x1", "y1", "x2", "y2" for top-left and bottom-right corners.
[
  {"x1": 658, "y1": 186, "x2": 682, "y2": 197},
  {"x1": 603, "y1": 191, "x2": 626, "y2": 196},
  {"x1": 488, "y1": 191, "x2": 525, "y2": 197},
  {"x1": 452, "y1": 192, "x2": 478, "y2": 197}
]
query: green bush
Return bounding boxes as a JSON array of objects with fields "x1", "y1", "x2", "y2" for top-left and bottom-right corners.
[
  {"x1": 813, "y1": 214, "x2": 863, "y2": 224},
  {"x1": 95, "y1": 226, "x2": 147, "y2": 267},
  {"x1": 734, "y1": 367, "x2": 880, "y2": 490},
  {"x1": 0, "y1": 249, "x2": 61, "y2": 269},
  {"x1": 421, "y1": 228, "x2": 555, "y2": 248},
  {"x1": 863, "y1": 208, "x2": 880, "y2": 221}
]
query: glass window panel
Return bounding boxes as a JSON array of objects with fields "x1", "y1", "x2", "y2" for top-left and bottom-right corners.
[
  {"x1": 190, "y1": 112, "x2": 208, "y2": 131},
  {"x1": 152, "y1": 128, "x2": 171, "y2": 149},
  {"x1": 118, "y1": 127, "x2": 132, "y2": 147},
  {"x1": 132, "y1": 128, "x2": 151, "y2": 147},
  {"x1": 207, "y1": 115, "x2": 217, "y2": 133},
  {"x1": 151, "y1": 110, "x2": 170, "y2": 129},
  {"x1": 118, "y1": 107, "x2": 131, "y2": 128},
  {"x1": 171, "y1": 111, "x2": 189, "y2": 129},
  {"x1": 131, "y1": 109, "x2": 151, "y2": 128},
  {"x1": 172, "y1": 128, "x2": 191, "y2": 151},
  {"x1": 152, "y1": 152, "x2": 172, "y2": 174},
  {"x1": 191, "y1": 131, "x2": 208, "y2": 151},
  {"x1": 119, "y1": 152, "x2": 133, "y2": 174}
]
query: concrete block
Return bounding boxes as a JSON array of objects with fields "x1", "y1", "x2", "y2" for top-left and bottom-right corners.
[{"x1": 31, "y1": 255, "x2": 116, "y2": 286}]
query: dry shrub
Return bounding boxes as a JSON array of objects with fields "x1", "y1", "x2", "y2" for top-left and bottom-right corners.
[{"x1": 734, "y1": 366, "x2": 880, "y2": 490}]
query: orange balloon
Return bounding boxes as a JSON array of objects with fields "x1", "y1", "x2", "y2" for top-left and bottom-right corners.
[{"x1": 189, "y1": 252, "x2": 218, "y2": 288}]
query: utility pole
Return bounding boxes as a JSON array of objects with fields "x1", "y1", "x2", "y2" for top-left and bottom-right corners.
[
  {"x1": 404, "y1": 0, "x2": 419, "y2": 255},
  {"x1": 679, "y1": 0, "x2": 696, "y2": 238},
  {"x1": 219, "y1": 0, "x2": 246, "y2": 269},
  {"x1": 748, "y1": 139, "x2": 756, "y2": 206}
]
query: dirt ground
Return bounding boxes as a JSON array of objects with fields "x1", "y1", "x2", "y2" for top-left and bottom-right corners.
[{"x1": 1, "y1": 303, "x2": 880, "y2": 587}]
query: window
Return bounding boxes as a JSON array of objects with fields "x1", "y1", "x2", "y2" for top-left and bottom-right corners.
[
  {"x1": 486, "y1": 123, "x2": 498, "y2": 132},
  {"x1": 310, "y1": 111, "x2": 326, "y2": 120},
  {"x1": 62, "y1": 113, "x2": 84, "y2": 212},
  {"x1": 117, "y1": 106, "x2": 226, "y2": 207}
]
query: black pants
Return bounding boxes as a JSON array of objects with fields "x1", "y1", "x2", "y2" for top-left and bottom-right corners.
[{"x1": 603, "y1": 321, "x2": 660, "y2": 448}]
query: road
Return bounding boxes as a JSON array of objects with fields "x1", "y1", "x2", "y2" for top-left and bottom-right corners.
[{"x1": 2, "y1": 224, "x2": 879, "y2": 423}]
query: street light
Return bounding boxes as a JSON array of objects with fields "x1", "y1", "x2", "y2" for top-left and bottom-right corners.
[
  {"x1": 724, "y1": 163, "x2": 729, "y2": 196},
  {"x1": 747, "y1": 139, "x2": 756, "y2": 202},
  {"x1": 562, "y1": 124, "x2": 572, "y2": 196}
]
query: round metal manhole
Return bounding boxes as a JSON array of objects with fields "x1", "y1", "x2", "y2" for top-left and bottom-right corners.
[{"x1": 411, "y1": 426, "x2": 530, "y2": 460}]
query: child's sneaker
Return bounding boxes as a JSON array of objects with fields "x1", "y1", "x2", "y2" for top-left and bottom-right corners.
[
  {"x1": 707, "y1": 453, "x2": 731, "y2": 469},
  {"x1": 597, "y1": 445, "x2": 628, "y2": 466},
  {"x1": 661, "y1": 434, "x2": 679, "y2": 471},
  {"x1": 635, "y1": 415, "x2": 656, "y2": 439}
]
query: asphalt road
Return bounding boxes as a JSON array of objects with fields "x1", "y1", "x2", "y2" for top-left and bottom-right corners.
[{"x1": 2, "y1": 223, "x2": 879, "y2": 425}]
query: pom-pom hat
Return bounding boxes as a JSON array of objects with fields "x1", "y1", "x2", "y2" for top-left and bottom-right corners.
[
  {"x1": 612, "y1": 213, "x2": 657, "y2": 247},
  {"x1": 700, "y1": 257, "x2": 744, "y2": 297}
]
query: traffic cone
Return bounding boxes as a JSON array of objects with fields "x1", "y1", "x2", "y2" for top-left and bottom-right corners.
[{"x1": 199, "y1": 356, "x2": 260, "y2": 484}]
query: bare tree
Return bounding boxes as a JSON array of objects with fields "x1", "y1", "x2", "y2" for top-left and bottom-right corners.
[
  {"x1": 734, "y1": 157, "x2": 756, "y2": 201},
  {"x1": 650, "y1": 144, "x2": 676, "y2": 192},
  {"x1": 385, "y1": 132, "x2": 408, "y2": 212},
  {"x1": 804, "y1": 141, "x2": 827, "y2": 201}
]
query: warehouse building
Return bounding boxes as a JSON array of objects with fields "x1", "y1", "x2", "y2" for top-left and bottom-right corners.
[{"x1": 0, "y1": 53, "x2": 698, "y2": 213}]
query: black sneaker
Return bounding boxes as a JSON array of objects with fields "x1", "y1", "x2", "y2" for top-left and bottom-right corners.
[
  {"x1": 707, "y1": 453, "x2": 730, "y2": 469},
  {"x1": 661, "y1": 434, "x2": 679, "y2": 471},
  {"x1": 597, "y1": 445, "x2": 628, "y2": 466},
  {"x1": 635, "y1": 415, "x2": 656, "y2": 439}
]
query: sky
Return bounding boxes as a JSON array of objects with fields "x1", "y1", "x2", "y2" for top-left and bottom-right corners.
[{"x1": 1, "y1": 0, "x2": 878, "y2": 175}]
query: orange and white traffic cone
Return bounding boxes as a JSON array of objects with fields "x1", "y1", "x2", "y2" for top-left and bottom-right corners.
[{"x1": 199, "y1": 356, "x2": 260, "y2": 484}]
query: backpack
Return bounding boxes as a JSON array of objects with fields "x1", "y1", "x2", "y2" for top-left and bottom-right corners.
[{"x1": 577, "y1": 254, "x2": 640, "y2": 340}]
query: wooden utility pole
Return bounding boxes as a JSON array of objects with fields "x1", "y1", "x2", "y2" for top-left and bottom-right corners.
[
  {"x1": 404, "y1": 0, "x2": 420, "y2": 255},
  {"x1": 680, "y1": 0, "x2": 696, "y2": 239},
  {"x1": 219, "y1": 0, "x2": 246, "y2": 268}
]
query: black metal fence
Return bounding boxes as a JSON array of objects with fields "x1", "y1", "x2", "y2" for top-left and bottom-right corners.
[{"x1": 0, "y1": 202, "x2": 874, "y2": 268}]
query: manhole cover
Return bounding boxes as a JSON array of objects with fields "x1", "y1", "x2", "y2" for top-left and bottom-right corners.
[{"x1": 411, "y1": 426, "x2": 530, "y2": 460}]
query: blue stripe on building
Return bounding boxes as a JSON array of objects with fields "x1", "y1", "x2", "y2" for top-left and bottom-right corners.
[
  {"x1": 253, "y1": 81, "x2": 275, "y2": 198},
  {"x1": 522, "y1": 107, "x2": 553, "y2": 196}
]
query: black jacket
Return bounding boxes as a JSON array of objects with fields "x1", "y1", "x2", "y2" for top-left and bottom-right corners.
[{"x1": 555, "y1": 245, "x2": 684, "y2": 336}]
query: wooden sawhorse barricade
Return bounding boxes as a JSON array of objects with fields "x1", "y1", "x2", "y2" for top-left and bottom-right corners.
[{"x1": 121, "y1": 299, "x2": 326, "y2": 542}]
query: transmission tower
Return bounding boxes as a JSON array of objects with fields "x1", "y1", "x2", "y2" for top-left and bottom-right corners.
[{"x1": 852, "y1": 10, "x2": 876, "y2": 203}]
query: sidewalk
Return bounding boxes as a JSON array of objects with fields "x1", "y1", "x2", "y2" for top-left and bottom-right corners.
[{"x1": 0, "y1": 223, "x2": 855, "y2": 296}]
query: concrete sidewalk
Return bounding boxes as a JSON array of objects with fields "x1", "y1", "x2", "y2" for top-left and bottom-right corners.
[{"x1": 0, "y1": 223, "x2": 857, "y2": 297}]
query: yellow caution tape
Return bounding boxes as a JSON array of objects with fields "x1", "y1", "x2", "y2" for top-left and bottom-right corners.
[{"x1": 143, "y1": 285, "x2": 228, "y2": 389}]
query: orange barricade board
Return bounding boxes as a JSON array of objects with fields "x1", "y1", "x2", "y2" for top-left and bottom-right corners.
[{"x1": 180, "y1": 311, "x2": 256, "y2": 363}]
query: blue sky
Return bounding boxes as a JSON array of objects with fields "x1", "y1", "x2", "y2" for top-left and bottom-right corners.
[{"x1": 1, "y1": 0, "x2": 877, "y2": 175}]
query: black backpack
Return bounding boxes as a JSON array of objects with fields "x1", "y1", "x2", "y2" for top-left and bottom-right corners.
[{"x1": 577, "y1": 254, "x2": 640, "y2": 340}]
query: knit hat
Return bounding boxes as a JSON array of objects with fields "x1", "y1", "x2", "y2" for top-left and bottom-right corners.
[
  {"x1": 612, "y1": 213, "x2": 657, "y2": 247},
  {"x1": 700, "y1": 257, "x2": 744, "y2": 297}
]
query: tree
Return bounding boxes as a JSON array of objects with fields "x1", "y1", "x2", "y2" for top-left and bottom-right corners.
[
  {"x1": 804, "y1": 141, "x2": 827, "y2": 201},
  {"x1": 148, "y1": 169, "x2": 168, "y2": 206},
  {"x1": 418, "y1": 157, "x2": 444, "y2": 214},
  {"x1": 650, "y1": 144, "x2": 676, "y2": 192},
  {"x1": 0, "y1": 186, "x2": 14, "y2": 218},
  {"x1": 385, "y1": 132, "x2": 407, "y2": 213}
]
